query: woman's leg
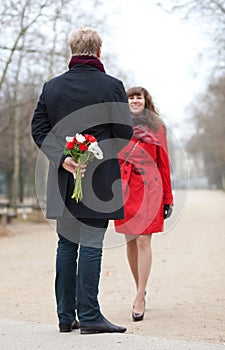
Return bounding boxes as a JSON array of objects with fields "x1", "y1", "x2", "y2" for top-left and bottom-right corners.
[
  {"x1": 133, "y1": 234, "x2": 152, "y2": 314},
  {"x1": 125, "y1": 235, "x2": 138, "y2": 289}
]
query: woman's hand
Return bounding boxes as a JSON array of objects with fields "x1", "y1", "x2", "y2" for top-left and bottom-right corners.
[{"x1": 164, "y1": 204, "x2": 173, "y2": 219}]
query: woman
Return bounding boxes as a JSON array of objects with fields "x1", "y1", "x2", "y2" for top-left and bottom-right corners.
[{"x1": 114, "y1": 86, "x2": 173, "y2": 322}]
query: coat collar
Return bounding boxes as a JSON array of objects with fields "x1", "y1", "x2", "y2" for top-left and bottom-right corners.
[{"x1": 69, "y1": 64, "x2": 101, "y2": 72}]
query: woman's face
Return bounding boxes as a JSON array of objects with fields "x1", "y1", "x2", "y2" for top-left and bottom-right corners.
[{"x1": 128, "y1": 93, "x2": 145, "y2": 115}]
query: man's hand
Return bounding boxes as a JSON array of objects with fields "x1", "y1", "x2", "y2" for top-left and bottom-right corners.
[{"x1": 62, "y1": 157, "x2": 86, "y2": 178}]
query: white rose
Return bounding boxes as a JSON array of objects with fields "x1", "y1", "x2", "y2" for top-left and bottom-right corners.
[
  {"x1": 76, "y1": 133, "x2": 86, "y2": 143},
  {"x1": 66, "y1": 136, "x2": 74, "y2": 142},
  {"x1": 88, "y1": 142, "x2": 103, "y2": 159}
]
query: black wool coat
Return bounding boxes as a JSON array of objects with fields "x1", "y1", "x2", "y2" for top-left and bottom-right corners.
[{"x1": 31, "y1": 64, "x2": 133, "y2": 219}]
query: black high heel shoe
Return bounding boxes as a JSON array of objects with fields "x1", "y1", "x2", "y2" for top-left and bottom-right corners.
[{"x1": 132, "y1": 300, "x2": 146, "y2": 322}]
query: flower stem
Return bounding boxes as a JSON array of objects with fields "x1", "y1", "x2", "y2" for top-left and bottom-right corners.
[{"x1": 71, "y1": 165, "x2": 83, "y2": 202}]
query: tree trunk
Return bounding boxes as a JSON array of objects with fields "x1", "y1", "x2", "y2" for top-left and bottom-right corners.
[
  {"x1": 6, "y1": 172, "x2": 13, "y2": 204},
  {"x1": 11, "y1": 37, "x2": 25, "y2": 210}
]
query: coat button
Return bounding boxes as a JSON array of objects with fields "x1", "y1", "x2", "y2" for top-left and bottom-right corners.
[
  {"x1": 141, "y1": 150, "x2": 145, "y2": 154},
  {"x1": 143, "y1": 181, "x2": 147, "y2": 185},
  {"x1": 155, "y1": 177, "x2": 158, "y2": 181},
  {"x1": 141, "y1": 161, "x2": 145, "y2": 165}
]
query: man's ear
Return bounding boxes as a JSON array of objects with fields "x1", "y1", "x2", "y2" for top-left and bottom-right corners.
[{"x1": 97, "y1": 48, "x2": 101, "y2": 58}]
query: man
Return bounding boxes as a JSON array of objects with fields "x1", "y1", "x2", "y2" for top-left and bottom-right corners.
[{"x1": 31, "y1": 27, "x2": 133, "y2": 334}]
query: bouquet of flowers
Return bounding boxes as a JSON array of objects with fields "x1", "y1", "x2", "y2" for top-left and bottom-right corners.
[{"x1": 64, "y1": 133, "x2": 103, "y2": 203}]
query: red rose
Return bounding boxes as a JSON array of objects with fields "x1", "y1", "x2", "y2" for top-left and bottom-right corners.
[
  {"x1": 73, "y1": 136, "x2": 78, "y2": 143},
  {"x1": 66, "y1": 141, "x2": 75, "y2": 150},
  {"x1": 88, "y1": 135, "x2": 97, "y2": 143},
  {"x1": 84, "y1": 134, "x2": 90, "y2": 141},
  {"x1": 79, "y1": 143, "x2": 88, "y2": 151}
]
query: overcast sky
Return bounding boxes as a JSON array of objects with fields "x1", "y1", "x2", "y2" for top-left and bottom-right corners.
[{"x1": 101, "y1": 0, "x2": 213, "y2": 140}]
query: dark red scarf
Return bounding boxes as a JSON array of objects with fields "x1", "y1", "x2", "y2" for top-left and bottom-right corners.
[
  {"x1": 68, "y1": 55, "x2": 106, "y2": 73},
  {"x1": 133, "y1": 124, "x2": 159, "y2": 145},
  {"x1": 132, "y1": 115, "x2": 159, "y2": 144}
]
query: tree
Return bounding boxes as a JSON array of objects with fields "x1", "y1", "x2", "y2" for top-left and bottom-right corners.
[
  {"x1": 0, "y1": 0, "x2": 55, "y2": 90},
  {"x1": 0, "y1": 0, "x2": 129, "y2": 205},
  {"x1": 156, "y1": 0, "x2": 225, "y2": 72},
  {"x1": 155, "y1": 0, "x2": 225, "y2": 188},
  {"x1": 186, "y1": 75, "x2": 225, "y2": 188}
]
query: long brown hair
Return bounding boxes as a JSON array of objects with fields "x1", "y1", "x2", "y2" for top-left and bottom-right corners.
[{"x1": 127, "y1": 86, "x2": 165, "y2": 132}]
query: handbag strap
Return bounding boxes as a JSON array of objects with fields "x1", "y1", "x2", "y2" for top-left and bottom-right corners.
[{"x1": 121, "y1": 140, "x2": 139, "y2": 169}]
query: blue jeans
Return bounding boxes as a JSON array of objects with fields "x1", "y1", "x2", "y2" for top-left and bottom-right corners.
[{"x1": 55, "y1": 218, "x2": 108, "y2": 326}]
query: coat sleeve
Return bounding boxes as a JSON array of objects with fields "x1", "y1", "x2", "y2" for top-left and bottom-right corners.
[
  {"x1": 156, "y1": 126, "x2": 173, "y2": 205},
  {"x1": 31, "y1": 83, "x2": 66, "y2": 168},
  {"x1": 110, "y1": 81, "x2": 133, "y2": 152}
]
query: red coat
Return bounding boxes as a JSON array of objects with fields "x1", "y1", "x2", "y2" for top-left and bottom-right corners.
[{"x1": 114, "y1": 125, "x2": 173, "y2": 234}]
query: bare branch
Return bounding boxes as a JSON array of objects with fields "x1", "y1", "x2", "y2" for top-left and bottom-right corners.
[{"x1": 0, "y1": 0, "x2": 53, "y2": 90}]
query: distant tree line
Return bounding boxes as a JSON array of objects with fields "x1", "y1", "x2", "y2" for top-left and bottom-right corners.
[
  {"x1": 187, "y1": 76, "x2": 225, "y2": 188},
  {"x1": 156, "y1": 0, "x2": 225, "y2": 188}
]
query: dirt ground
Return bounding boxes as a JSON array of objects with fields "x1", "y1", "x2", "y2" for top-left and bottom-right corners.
[{"x1": 0, "y1": 190, "x2": 225, "y2": 344}]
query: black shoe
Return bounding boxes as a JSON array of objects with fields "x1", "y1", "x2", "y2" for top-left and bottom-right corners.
[
  {"x1": 132, "y1": 309, "x2": 145, "y2": 322},
  {"x1": 59, "y1": 319, "x2": 80, "y2": 333},
  {"x1": 132, "y1": 299, "x2": 145, "y2": 322},
  {"x1": 80, "y1": 316, "x2": 127, "y2": 334}
]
